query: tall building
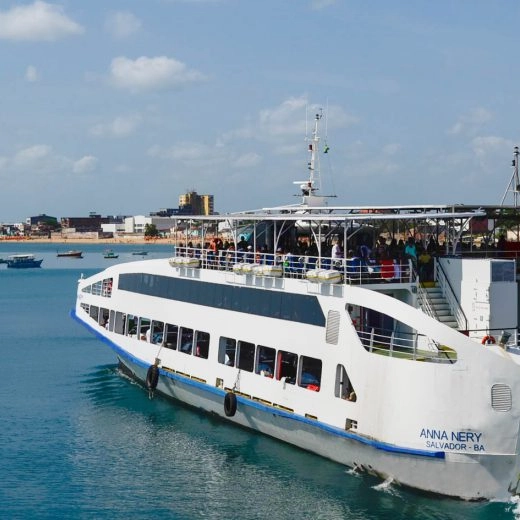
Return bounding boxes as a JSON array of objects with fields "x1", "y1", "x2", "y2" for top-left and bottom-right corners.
[{"x1": 178, "y1": 191, "x2": 214, "y2": 215}]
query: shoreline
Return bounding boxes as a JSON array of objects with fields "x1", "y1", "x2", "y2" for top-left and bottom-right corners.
[{"x1": 0, "y1": 237, "x2": 176, "y2": 245}]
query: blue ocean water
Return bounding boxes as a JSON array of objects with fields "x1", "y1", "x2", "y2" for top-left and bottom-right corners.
[{"x1": 0, "y1": 242, "x2": 519, "y2": 519}]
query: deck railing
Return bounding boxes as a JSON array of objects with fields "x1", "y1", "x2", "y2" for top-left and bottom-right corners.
[
  {"x1": 173, "y1": 246, "x2": 415, "y2": 285},
  {"x1": 357, "y1": 327, "x2": 457, "y2": 363}
]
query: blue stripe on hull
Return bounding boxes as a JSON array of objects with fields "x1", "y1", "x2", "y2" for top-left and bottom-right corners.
[{"x1": 71, "y1": 309, "x2": 445, "y2": 460}]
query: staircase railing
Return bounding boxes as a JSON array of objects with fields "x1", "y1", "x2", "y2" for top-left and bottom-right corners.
[
  {"x1": 417, "y1": 283, "x2": 438, "y2": 320},
  {"x1": 435, "y1": 259, "x2": 468, "y2": 331}
]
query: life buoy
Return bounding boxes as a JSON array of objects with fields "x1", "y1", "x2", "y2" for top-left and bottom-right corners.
[
  {"x1": 146, "y1": 365, "x2": 159, "y2": 391},
  {"x1": 224, "y1": 392, "x2": 237, "y2": 417},
  {"x1": 481, "y1": 335, "x2": 496, "y2": 345}
]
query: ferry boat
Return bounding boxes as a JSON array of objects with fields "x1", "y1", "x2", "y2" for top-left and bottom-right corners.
[
  {"x1": 7, "y1": 254, "x2": 43, "y2": 268},
  {"x1": 72, "y1": 116, "x2": 520, "y2": 501},
  {"x1": 57, "y1": 250, "x2": 83, "y2": 258}
]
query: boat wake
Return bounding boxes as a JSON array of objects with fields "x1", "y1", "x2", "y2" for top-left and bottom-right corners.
[
  {"x1": 372, "y1": 476, "x2": 400, "y2": 496},
  {"x1": 508, "y1": 495, "x2": 520, "y2": 518}
]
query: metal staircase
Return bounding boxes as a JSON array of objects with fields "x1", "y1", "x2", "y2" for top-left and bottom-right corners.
[{"x1": 418, "y1": 284, "x2": 459, "y2": 329}]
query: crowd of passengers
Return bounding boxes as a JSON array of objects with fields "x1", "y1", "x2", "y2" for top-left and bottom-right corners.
[
  {"x1": 176, "y1": 232, "x2": 517, "y2": 282},
  {"x1": 175, "y1": 234, "x2": 469, "y2": 282}
]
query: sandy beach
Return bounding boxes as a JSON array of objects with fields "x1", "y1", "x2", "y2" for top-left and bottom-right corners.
[{"x1": 0, "y1": 236, "x2": 175, "y2": 245}]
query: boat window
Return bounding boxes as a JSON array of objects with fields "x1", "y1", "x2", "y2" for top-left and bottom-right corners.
[
  {"x1": 82, "y1": 285, "x2": 91, "y2": 294},
  {"x1": 164, "y1": 324, "x2": 178, "y2": 350},
  {"x1": 80, "y1": 303, "x2": 90, "y2": 313},
  {"x1": 108, "y1": 310, "x2": 115, "y2": 332},
  {"x1": 89, "y1": 305, "x2": 99, "y2": 322},
  {"x1": 256, "y1": 345, "x2": 275, "y2": 377},
  {"x1": 91, "y1": 281, "x2": 103, "y2": 296},
  {"x1": 299, "y1": 356, "x2": 322, "y2": 391},
  {"x1": 218, "y1": 337, "x2": 236, "y2": 366},
  {"x1": 139, "y1": 317, "x2": 151, "y2": 341},
  {"x1": 237, "y1": 341, "x2": 255, "y2": 372},
  {"x1": 126, "y1": 314, "x2": 137, "y2": 337},
  {"x1": 151, "y1": 321, "x2": 164, "y2": 344},
  {"x1": 276, "y1": 350, "x2": 297, "y2": 385},
  {"x1": 179, "y1": 327, "x2": 194, "y2": 354},
  {"x1": 113, "y1": 312, "x2": 126, "y2": 334},
  {"x1": 335, "y1": 364, "x2": 356, "y2": 401},
  {"x1": 99, "y1": 307, "x2": 109, "y2": 328},
  {"x1": 194, "y1": 331, "x2": 210, "y2": 359},
  {"x1": 102, "y1": 278, "x2": 113, "y2": 297}
]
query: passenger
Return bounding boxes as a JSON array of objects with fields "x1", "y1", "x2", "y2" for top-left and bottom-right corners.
[
  {"x1": 245, "y1": 245, "x2": 254, "y2": 263},
  {"x1": 332, "y1": 240, "x2": 343, "y2": 259},
  {"x1": 404, "y1": 237, "x2": 417, "y2": 269},
  {"x1": 392, "y1": 256, "x2": 402, "y2": 281},
  {"x1": 418, "y1": 250, "x2": 433, "y2": 281}
]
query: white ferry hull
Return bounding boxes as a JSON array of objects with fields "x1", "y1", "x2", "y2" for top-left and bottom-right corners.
[{"x1": 115, "y1": 347, "x2": 520, "y2": 501}]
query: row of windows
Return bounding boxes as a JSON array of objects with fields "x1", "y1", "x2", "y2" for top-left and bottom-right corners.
[
  {"x1": 82, "y1": 277, "x2": 113, "y2": 297},
  {"x1": 217, "y1": 337, "x2": 322, "y2": 390},
  {"x1": 81, "y1": 303, "x2": 356, "y2": 400}
]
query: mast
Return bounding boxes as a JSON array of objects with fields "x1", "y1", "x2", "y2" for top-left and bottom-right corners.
[
  {"x1": 294, "y1": 110, "x2": 327, "y2": 207},
  {"x1": 501, "y1": 146, "x2": 520, "y2": 207}
]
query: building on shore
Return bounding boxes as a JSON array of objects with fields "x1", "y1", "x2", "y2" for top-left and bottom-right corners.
[{"x1": 178, "y1": 191, "x2": 214, "y2": 215}]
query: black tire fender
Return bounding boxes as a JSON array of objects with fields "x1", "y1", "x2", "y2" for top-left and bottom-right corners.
[
  {"x1": 224, "y1": 392, "x2": 237, "y2": 417},
  {"x1": 146, "y1": 364, "x2": 160, "y2": 391}
]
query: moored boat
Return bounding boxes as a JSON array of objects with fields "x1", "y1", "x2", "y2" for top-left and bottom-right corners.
[
  {"x1": 7, "y1": 254, "x2": 43, "y2": 268},
  {"x1": 57, "y1": 250, "x2": 83, "y2": 258},
  {"x1": 103, "y1": 250, "x2": 119, "y2": 259},
  {"x1": 132, "y1": 251, "x2": 148, "y2": 256},
  {"x1": 72, "y1": 114, "x2": 520, "y2": 501}
]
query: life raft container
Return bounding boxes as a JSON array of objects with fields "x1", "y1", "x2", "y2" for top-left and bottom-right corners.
[
  {"x1": 481, "y1": 335, "x2": 496, "y2": 345},
  {"x1": 224, "y1": 392, "x2": 237, "y2": 417}
]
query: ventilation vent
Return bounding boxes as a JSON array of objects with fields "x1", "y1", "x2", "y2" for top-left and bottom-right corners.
[
  {"x1": 326, "y1": 310, "x2": 340, "y2": 344},
  {"x1": 491, "y1": 384, "x2": 512, "y2": 412}
]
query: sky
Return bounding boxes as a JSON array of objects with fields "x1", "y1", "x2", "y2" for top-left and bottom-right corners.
[{"x1": 1, "y1": 0, "x2": 520, "y2": 222}]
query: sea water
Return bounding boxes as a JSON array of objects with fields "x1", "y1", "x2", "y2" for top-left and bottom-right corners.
[{"x1": 0, "y1": 242, "x2": 518, "y2": 519}]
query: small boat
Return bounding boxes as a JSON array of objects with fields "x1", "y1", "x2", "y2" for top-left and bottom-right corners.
[
  {"x1": 104, "y1": 250, "x2": 119, "y2": 259},
  {"x1": 0, "y1": 258, "x2": 7, "y2": 264},
  {"x1": 57, "y1": 250, "x2": 83, "y2": 258},
  {"x1": 6, "y1": 254, "x2": 43, "y2": 268},
  {"x1": 132, "y1": 251, "x2": 148, "y2": 256}
]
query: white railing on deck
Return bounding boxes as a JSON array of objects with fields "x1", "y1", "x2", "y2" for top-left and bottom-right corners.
[
  {"x1": 174, "y1": 246, "x2": 415, "y2": 285},
  {"x1": 357, "y1": 328, "x2": 456, "y2": 363}
]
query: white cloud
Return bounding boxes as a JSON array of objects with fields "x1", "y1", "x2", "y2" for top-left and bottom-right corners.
[
  {"x1": 222, "y1": 96, "x2": 358, "y2": 153},
  {"x1": 232, "y1": 152, "x2": 262, "y2": 169},
  {"x1": 0, "y1": 1, "x2": 84, "y2": 42},
  {"x1": 448, "y1": 107, "x2": 493, "y2": 136},
  {"x1": 25, "y1": 65, "x2": 39, "y2": 82},
  {"x1": 105, "y1": 11, "x2": 142, "y2": 39},
  {"x1": 0, "y1": 145, "x2": 96, "y2": 177},
  {"x1": 13, "y1": 144, "x2": 52, "y2": 166},
  {"x1": 110, "y1": 55, "x2": 206, "y2": 92},
  {"x1": 90, "y1": 114, "x2": 141, "y2": 138},
  {"x1": 73, "y1": 155, "x2": 98, "y2": 174},
  {"x1": 471, "y1": 136, "x2": 513, "y2": 158}
]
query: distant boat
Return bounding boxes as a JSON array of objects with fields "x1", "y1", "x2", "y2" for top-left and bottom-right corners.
[
  {"x1": 57, "y1": 250, "x2": 83, "y2": 258},
  {"x1": 6, "y1": 254, "x2": 43, "y2": 268},
  {"x1": 132, "y1": 251, "x2": 148, "y2": 256},
  {"x1": 0, "y1": 258, "x2": 7, "y2": 264},
  {"x1": 104, "y1": 250, "x2": 119, "y2": 259}
]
